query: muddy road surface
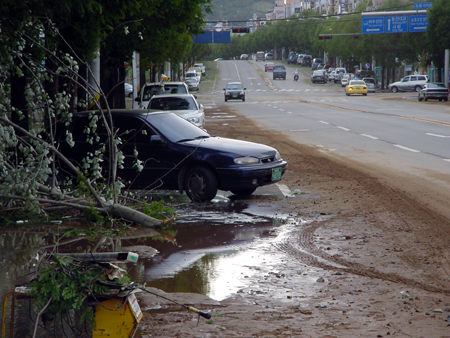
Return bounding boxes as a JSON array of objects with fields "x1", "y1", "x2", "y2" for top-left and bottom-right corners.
[{"x1": 136, "y1": 104, "x2": 450, "y2": 338}]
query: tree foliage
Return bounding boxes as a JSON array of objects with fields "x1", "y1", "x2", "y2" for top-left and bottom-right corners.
[
  {"x1": 0, "y1": 0, "x2": 208, "y2": 227},
  {"x1": 426, "y1": 0, "x2": 450, "y2": 69}
]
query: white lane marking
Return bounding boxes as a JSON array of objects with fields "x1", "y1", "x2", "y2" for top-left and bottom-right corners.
[
  {"x1": 290, "y1": 129, "x2": 310, "y2": 132},
  {"x1": 426, "y1": 133, "x2": 450, "y2": 138},
  {"x1": 393, "y1": 144, "x2": 421, "y2": 153},
  {"x1": 279, "y1": 109, "x2": 285, "y2": 111},
  {"x1": 444, "y1": 159, "x2": 450, "y2": 162},
  {"x1": 319, "y1": 121, "x2": 329, "y2": 124},
  {"x1": 287, "y1": 111, "x2": 292, "y2": 114},
  {"x1": 276, "y1": 183, "x2": 295, "y2": 197},
  {"x1": 360, "y1": 134, "x2": 379, "y2": 140},
  {"x1": 337, "y1": 126, "x2": 351, "y2": 131}
]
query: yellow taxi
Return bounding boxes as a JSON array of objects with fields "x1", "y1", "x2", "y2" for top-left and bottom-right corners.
[{"x1": 345, "y1": 80, "x2": 368, "y2": 96}]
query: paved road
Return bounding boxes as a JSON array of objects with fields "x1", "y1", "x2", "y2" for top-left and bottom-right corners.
[{"x1": 202, "y1": 59, "x2": 450, "y2": 197}]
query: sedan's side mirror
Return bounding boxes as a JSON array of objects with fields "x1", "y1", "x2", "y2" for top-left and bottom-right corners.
[
  {"x1": 223, "y1": 88, "x2": 226, "y2": 90},
  {"x1": 244, "y1": 88, "x2": 247, "y2": 90},
  {"x1": 150, "y1": 135, "x2": 164, "y2": 144}
]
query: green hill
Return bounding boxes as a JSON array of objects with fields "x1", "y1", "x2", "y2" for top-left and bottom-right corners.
[{"x1": 205, "y1": 0, "x2": 273, "y2": 22}]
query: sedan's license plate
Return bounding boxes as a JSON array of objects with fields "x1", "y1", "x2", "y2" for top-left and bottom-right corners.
[
  {"x1": 232, "y1": 94, "x2": 237, "y2": 98},
  {"x1": 272, "y1": 168, "x2": 282, "y2": 181}
]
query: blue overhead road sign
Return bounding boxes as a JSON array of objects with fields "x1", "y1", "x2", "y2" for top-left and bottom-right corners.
[
  {"x1": 193, "y1": 30, "x2": 231, "y2": 43},
  {"x1": 414, "y1": 2, "x2": 432, "y2": 9},
  {"x1": 362, "y1": 17, "x2": 384, "y2": 34},
  {"x1": 385, "y1": 15, "x2": 408, "y2": 33},
  {"x1": 409, "y1": 15, "x2": 428, "y2": 32}
]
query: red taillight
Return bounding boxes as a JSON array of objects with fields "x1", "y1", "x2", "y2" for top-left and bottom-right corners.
[{"x1": 363, "y1": 86, "x2": 367, "y2": 89}]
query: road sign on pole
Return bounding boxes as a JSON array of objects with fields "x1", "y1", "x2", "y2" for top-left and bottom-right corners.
[
  {"x1": 414, "y1": 2, "x2": 432, "y2": 9},
  {"x1": 385, "y1": 15, "x2": 408, "y2": 33},
  {"x1": 362, "y1": 17, "x2": 384, "y2": 34},
  {"x1": 409, "y1": 15, "x2": 428, "y2": 32}
]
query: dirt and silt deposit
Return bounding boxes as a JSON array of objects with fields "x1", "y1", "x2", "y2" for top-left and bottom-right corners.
[{"x1": 136, "y1": 104, "x2": 450, "y2": 338}]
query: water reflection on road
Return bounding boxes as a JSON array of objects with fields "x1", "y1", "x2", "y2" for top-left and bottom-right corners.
[{"x1": 0, "y1": 191, "x2": 310, "y2": 335}]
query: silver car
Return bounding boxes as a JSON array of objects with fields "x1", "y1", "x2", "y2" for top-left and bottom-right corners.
[
  {"x1": 185, "y1": 78, "x2": 199, "y2": 91},
  {"x1": 147, "y1": 94, "x2": 205, "y2": 129},
  {"x1": 363, "y1": 78, "x2": 376, "y2": 93}
]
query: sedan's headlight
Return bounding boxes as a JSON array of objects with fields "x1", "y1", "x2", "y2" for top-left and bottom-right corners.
[
  {"x1": 275, "y1": 151, "x2": 281, "y2": 161},
  {"x1": 187, "y1": 117, "x2": 200, "y2": 124},
  {"x1": 234, "y1": 156, "x2": 260, "y2": 165}
]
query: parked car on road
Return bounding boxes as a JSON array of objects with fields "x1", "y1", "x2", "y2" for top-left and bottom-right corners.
[
  {"x1": 57, "y1": 110, "x2": 287, "y2": 202},
  {"x1": 265, "y1": 62, "x2": 275, "y2": 72},
  {"x1": 362, "y1": 78, "x2": 376, "y2": 93},
  {"x1": 240, "y1": 54, "x2": 249, "y2": 60},
  {"x1": 311, "y1": 70, "x2": 327, "y2": 84},
  {"x1": 345, "y1": 80, "x2": 368, "y2": 96},
  {"x1": 135, "y1": 82, "x2": 165, "y2": 109},
  {"x1": 418, "y1": 83, "x2": 449, "y2": 101},
  {"x1": 312, "y1": 58, "x2": 324, "y2": 70},
  {"x1": 328, "y1": 71, "x2": 336, "y2": 82},
  {"x1": 340, "y1": 73, "x2": 355, "y2": 87},
  {"x1": 124, "y1": 83, "x2": 133, "y2": 97},
  {"x1": 265, "y1": 52, "x2": 274, "y2": 60},
  {"x1": 185, "y1": 78, "x2": 199, "y2": 92},
  {"x1": 193, "y1": 63, "x2": 206, "y2": 75},
  {"x1": 334, "y1": 68, "x2": 347, "y2": 83},
  {"x1": 388, "y1": 75, "x2": 428, "y2": 93},
  {"x1": 147, "y1": 93, "x2": 205, "y2": 128},
  {"x1": 163, "y1": 82, "x2": 189, "y2": 95},
  {"x1": 286, "y1": 54, "x2": 298, "y2": 64},
  {"x1": 301, "y1": 55, "x2": 312, "y2": 66},
  {"x1": 224, "y1": 82, "x2": 246, "y2": 102},
  {"x1": 185, "y1": 70, "x2": 201, "y2": 83}
]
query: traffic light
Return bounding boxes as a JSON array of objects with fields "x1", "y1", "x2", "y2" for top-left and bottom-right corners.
[
  {"x1": 232, "y1": 27, "x2": 250, "y2": 33},
  {"x1": 354, "y1": 35, "x2": 361, "y2": 39},
  {"x1": 318, "y1": 35, "x2": 332, "y2": 40}
]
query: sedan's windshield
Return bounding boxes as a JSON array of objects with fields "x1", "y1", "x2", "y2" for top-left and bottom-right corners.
[
  {"x1": 149, "y1": 96, "x2": 197, "y2": 110},
  {"x1": 147, "y1": 112, "x2": 209, "y2": 142},
  {"x1": 226, "y1": 84, "x2": 243, "y2": 90}
]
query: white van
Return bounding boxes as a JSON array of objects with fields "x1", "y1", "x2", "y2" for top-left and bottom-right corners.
[
  {"x1": 256, "y1": 51, "x2": 265, "y2": 62},
  {"x1": 334, "y1": 68, "x2": 347, "y2": 83}
]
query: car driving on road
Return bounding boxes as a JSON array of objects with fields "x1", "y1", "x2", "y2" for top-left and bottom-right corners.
[
  {"x1": 418, "y1": 83, "x2": 449, "y2": 102},
  {"x1": 265, "y1": 62, "x2": 275, "y2": 72},
  {"x1": 224, "y1": 82, "x2": 246, "y2": 102},
  {"x1": 345, "y1": 80, "x2": 368, "y2": 96}
]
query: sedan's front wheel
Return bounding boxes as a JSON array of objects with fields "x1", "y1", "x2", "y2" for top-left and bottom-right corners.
[
  {"x1": 415, "y1": 85, "x2": 422, "y2": 92},
  {"x1": 184, "y1": 166, "x2": 218, "y2": 202},
  {"x1": 391, "y1": 86, "x2": 398, "y2": 93}
]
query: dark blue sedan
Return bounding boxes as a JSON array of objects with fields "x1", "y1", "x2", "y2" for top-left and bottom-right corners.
[{"x1": 57, "y1": 110, "x2": 287, "y2": 202}]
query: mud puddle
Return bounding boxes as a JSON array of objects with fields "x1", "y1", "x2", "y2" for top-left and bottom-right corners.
[
  {"x1": 127, "y1": 193, "x2": 312, "y2": 301},
  {"x1": 0, "y1": 192, "x2": 314, "y2": 336}
]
